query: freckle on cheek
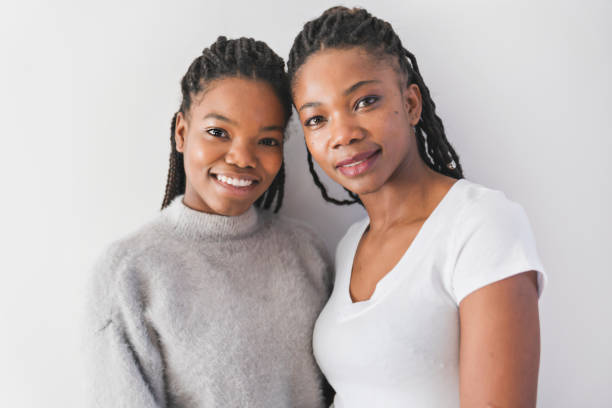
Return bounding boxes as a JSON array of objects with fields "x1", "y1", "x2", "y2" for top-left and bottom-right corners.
[{"x1": 309, "y1": 138, "x2": 326, "y2": 151}]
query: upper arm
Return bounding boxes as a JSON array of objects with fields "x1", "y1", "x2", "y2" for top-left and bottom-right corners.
[
  {"x1": 90, "y1": 318, "x2": 166, "y2": 408},
  {"x1": 87, "y1": 245, "x2": 167, "y2": 407},
  {"x1": 459, "y1": 270, "x2": 540, "y2": 408}
]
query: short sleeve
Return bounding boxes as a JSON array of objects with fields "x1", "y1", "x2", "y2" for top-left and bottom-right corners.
[{"x1": 451, "y1": 193, "x2": 547, "y2": 305}]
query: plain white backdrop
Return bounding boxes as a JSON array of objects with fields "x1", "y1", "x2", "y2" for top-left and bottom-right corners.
[{"x1": 1, "y1": 0, "x2": 610, "y2": 406}]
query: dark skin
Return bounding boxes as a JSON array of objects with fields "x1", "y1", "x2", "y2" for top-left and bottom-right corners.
[
  {"x1": 174, "y1": 77, "x2": 285, "y2": 216},
  {"x1": 293, "y1": 47, "x2": 540, "y2": 407}
]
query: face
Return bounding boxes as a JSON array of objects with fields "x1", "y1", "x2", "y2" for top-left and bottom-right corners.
[
  {"x1": 292, "y1": 47, "x2": 423, "y2": 197},
  {"x1": 175, "y1": 77, "x2": 285, "y2": 216}
]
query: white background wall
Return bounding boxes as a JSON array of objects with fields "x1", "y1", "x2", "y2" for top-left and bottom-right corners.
[{"x1": 1, "y1": 0, "x2": 610, "y2": 406}]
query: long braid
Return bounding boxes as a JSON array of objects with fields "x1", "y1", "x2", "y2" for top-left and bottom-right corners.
[
  {"x1": 273, "y1": 163, "x2": 285, "y2": 212},
  {"x1": 306, "y1": 148, "x2": 359, "y2": 206},
  {"x1": 288, "y1": 7, "x2": 463, "y2": 206},
  {"x1": 161, "y1": 36, "x2": 292, "y2": 211},
  {"x1": 402, "y1": 48, "x2": 462, "y2": 177},
  {"x1": 161, "y1": 112, "x2": 185, "y2": 209}
]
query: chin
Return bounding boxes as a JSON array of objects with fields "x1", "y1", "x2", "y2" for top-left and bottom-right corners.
[
  {"x1": 195, "y1": 194, "x2": 249, "y2": 216},
  {"x1": 337, "y1": 175, "x2": 385, "y2": 197},
  {"x1": 349, "y1": 186, "x2": 380, "y2": 198}
]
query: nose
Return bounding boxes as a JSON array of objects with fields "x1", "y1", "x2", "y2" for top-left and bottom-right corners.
[
  {"x1": 330, "y1": 115, "x2": 365, "y2": 149},
  {"x1": 224, "y1": 139, "x2": 257, "y2": 168}
]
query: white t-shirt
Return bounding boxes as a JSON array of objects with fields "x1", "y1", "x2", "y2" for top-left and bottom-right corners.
[{"x1": 313, "y1": 179, "x2": 547, "y2": 408}]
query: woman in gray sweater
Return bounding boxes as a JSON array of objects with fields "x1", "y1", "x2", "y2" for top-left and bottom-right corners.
[{"x1": 87, "y1": 36, "x2": 331, "y2": 407}]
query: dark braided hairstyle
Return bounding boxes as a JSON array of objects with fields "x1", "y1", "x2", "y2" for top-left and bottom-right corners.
[
  {"x1": 287, "y1": 6, "x2": 463, "y2": 206},
  {"x1": 161, "y1": 36, "x2": 292, "y2": 211}
]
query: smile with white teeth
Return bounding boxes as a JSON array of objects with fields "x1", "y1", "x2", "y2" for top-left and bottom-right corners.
[{"x1": 215, "y1": 174, "x2": 254, "y2": 187}]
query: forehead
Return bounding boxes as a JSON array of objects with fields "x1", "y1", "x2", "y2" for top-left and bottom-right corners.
[
  {"x1": 292, "y1": 47, "x2": 401, "y2": 101},
  {"x1": 191, "y1": 77, "x2": 284, "y2": 122}
]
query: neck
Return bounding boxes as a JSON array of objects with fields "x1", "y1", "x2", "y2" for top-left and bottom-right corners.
[{"x1": 359, "y1": 158, "x2": 455, "y2": 232}]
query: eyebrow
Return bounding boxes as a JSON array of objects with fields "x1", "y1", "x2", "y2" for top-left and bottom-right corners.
[
  {"x1": 343, "y1": 80, "x2": 381, "y2": 96},
  {"x1": 203, "y1": 112, "x2": 238, "y2": 125},
  {"x1": 204, "y1": 112, "x2": 283, "y2": 132},
  {"x1": 260, "y1": 125, "x2": 284, "y2": 132},
  {"x1": 298, "y1": 102, "x2": 321, "y2": 113},
  {"x1": 298, "y1": 79, "x2": 382, "y2": 112}
]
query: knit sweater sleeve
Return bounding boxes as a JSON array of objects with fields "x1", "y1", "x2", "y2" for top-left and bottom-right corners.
[{"x1": 86, "y1": 242, "x2": 167, "y2": 408}]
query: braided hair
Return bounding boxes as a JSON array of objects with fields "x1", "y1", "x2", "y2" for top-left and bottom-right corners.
[
  {"x1": 161, "y1": 36, "x2": 292, "y2": 211},
  {"x1": 287, "y1": 6, "x2": 463, "y2": 206}
]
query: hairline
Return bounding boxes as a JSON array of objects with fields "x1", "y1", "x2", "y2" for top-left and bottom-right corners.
[{"x1": 290, "y1": 44, "x2": 410, "y2": 104}]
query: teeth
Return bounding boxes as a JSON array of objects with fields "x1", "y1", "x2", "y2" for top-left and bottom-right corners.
[
  {"x1": 216, "y1": 174, "x2": 254, "y2": 187},
  {"x1": 342, "y1": 159, "x2": 366, "y2": 168}
]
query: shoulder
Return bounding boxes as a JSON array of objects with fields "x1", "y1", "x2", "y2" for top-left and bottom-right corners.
[
  {"x1": 260, "y1": 211, "x2": 329, "y2": 256},
  {"x1": 448, "y1": 179, "x2": 546, "y2": 303},
  {"x1": 335, "y1": 217, "x2": 369, "y2": 258},
  {"x1": 87, "y1": 215, "x2": 170, "y2": 327},
  {"x1": 457, "y1": 179, "x2": 520, "y2": 213},
  {"x1": 93, "y1": 214, "x2": 171, "y2": 279},
  {"x1": 261, "y1": 211, "x2": 333, "y2": 287},
  {"x1": 452, "y1": 180, "x2": 532, "y2": 244}
]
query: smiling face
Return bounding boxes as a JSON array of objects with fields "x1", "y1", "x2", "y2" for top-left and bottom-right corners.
[
  {"x1": 175, "y1": 77, "x2": 285, "y2": 216},
  {"x1": 292, "y1": 47, "x2": 424, "y2": 197}
]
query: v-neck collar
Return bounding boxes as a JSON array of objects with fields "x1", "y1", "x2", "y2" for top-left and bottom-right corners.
[{"x1": 341, "y1": 179, "x2": 466, "y2": 318}]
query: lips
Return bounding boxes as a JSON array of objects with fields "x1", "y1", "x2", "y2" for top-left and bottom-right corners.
[
  {"x1": 335, "y1": 149, "x2": 380, "y2": 168},
  {"x1": 335, "y1": 149, "x2": 381, "y2": 177}
]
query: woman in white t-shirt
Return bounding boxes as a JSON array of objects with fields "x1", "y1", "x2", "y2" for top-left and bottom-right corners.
[{"x1": 287, "y1": 7, "x2": 547, "y2": 408}]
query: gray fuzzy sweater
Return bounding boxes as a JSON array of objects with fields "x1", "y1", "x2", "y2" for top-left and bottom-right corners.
[{"x1": 86, "y1": 197, "x2": 332, "y2": 407}]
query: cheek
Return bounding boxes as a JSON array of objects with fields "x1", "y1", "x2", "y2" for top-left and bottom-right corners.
[
  {"x1": 186, "y1": 138, "x2": 220, "y2": 164},
  {"x1": 380, "y1": 110, "x2": 411, "y2": 148},
  {"x1": 189, "y1": 148, "x2": 207, "y2": 165},
  {"x1": 304, "y1": 135, "x2": 328, "y2": 165},
  {"x1": 182, "y1": 139, "x2": 222, "y2": 182},
  {"x1": 260, "y1": 149, "x2": 284, "y2": 176}
]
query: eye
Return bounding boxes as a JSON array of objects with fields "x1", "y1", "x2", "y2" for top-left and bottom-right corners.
[
  {"x1": 355, "y1": 95, "x2": 379, "y2": 110},
  {"x1": 206, "y1": 128, "x2": 228, "y2": 138},
  {"x1": 259, "y1": 138, "x2": 281, "y2": 147},
  {"x1": 304, "y1": 115, "x2": 326, "y2": 128}
]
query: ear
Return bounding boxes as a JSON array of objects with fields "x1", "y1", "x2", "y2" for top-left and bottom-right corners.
[
  {"x1": 175, "y1": 112, "x2": 187, "y2": 153},
  {"x1": 403, "y1": 83, "x2": 423, "y2": 126}
]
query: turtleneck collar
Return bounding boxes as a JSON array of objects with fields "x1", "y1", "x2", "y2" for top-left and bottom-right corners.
[{"x1": 162, "y1": 196, "x2": 260, "y2": 241}]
